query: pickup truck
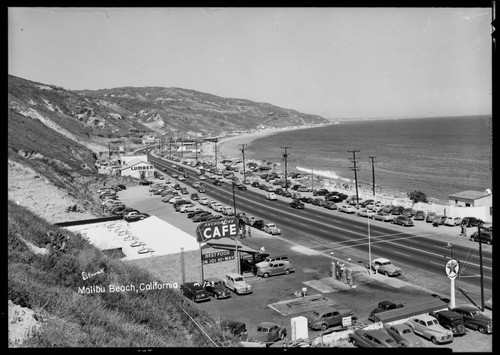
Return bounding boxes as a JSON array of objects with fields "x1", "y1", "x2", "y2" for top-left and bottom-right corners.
[{"x1": 369, "y1": 301, "x2": 404, "y2": 321}]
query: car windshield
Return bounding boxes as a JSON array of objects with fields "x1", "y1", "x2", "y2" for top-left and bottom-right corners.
[
  {"x1": 234, "y1": 277, "x2": 244, "y2": 282},
  {"x1": 382, "y1": 262, "x2": 392, "y2": 266},
  {"x1": 402, "y1": 329, "x2": 411, "y2": 334}
]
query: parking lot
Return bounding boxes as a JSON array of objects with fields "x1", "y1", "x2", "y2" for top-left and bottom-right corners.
[{"x1": 118, "y1": 178, "x2": 492, "y2": 350}]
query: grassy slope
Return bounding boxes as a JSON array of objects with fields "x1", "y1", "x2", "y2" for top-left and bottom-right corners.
[{"x1": 8, "y1": 200, "x2": 238, "y2": 347}]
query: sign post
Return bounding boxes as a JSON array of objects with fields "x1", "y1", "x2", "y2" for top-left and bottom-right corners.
[
  {"x1": 196, "y1": 218, "x2": 239, "y2": 277},
  {"x1": 445, "y1": 258, "x2": 460, "y2": 309}
]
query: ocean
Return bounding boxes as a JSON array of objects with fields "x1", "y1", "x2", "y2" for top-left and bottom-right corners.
[{"x1": 245, "y1": 116, "x2": 492, "y2": 204}]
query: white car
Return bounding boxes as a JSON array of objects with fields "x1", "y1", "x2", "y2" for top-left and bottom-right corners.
[
  {"x1": 179, "y1": 204, "x2": 196, "y2": 213},
  {"x1": 222, "y1": 206, "x2": 235, "y2": 216},
  {"x1": 266, "y1": 192, "x2": 278, "y2": 200},
  {"x1": 200, "y1": 175, "x2": 206, "y2": 180},
  {"x1": 263, "y1": 223, "x2": 281, "y2": 235},
  {"x1": 223, "y1": 273, "x2": 252, "y2": 295},
  {"x1": 371, "y1": 257, "x2": 402, "y2": 277},
  {"x1": 406, "y1": 315, "x2": 454, "y2": 344},
  {"x1": 169, "y1": 196, "x2": 183, "y2": 204},
  {"x1": 212, "y1": 204, "x2": 224, "y2": 212},
  {"x1": 199, "y1": 197, "x2": 209, "y2": 205},
  {"x1": 443, "y1": 216, "x2": 462, "y2": 226},
  {"x1": 357, "y1": 208, "x2": 376, "y2": 218},
  {"x1": 339, "y1": 205, "x2": 357, "y2": 214}
]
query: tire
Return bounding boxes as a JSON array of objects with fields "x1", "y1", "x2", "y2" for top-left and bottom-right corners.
[
  {"x1": 478, "y1": 326, "x2": 486, "y2": 334},
  {"x1": 400, "y1": 341, "x2": 410, "y2": 348},
  {"x1": 320, "y1": 324, "x2": 328, "y2": 331},
  {"x1": 352, "y1": 339, "x2": 358, "y2": 347},
  {"x1": 214, "y1": 294, "x2": 218, "y2": 300},
  {"x1": 263, "y1": 273, "x2": 269, "y2": 278},
  {"x1": 457, "y1": 324, "x2": 466, "y2": 334},
  {"x1": 285, "y1": 269, "x2": 290, "y2": 275},
  {"x1": 486, "y1": 240, "x2": 492, "y2": 245},
  {"x1": 280, "y1": 332, "x2": 285, "y2": 340},
  {"x1": 431, "y1": 337, "x2": 438, "y2": 345}
]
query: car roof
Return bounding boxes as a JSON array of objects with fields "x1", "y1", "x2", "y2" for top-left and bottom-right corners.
[
  {"x1": 435, "y1": 310, "x2": 462, "y2": 317},
  {"x1": 373, "y1": 257, "x2": 391, "y2": 263},
  {"x1": 413, "y1": 314, "x2": 436, "y2": 321},
  {"x1": 226, "y1": 273, "x2": 244, "y2": 278},
  {"x1": 389, "y1": 323, "x2": 411, "y2": 330},
  {"x1": 451, "y1": 304, "x2": 479, "y2": 312},
  {"x1": 257, "y1": 321, "x2": 278, "y2": 328},
  {"x1": 312, "y1": 307, "x2": 339, "y2": 314}
]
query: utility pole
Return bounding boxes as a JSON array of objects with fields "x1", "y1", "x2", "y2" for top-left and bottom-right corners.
[
  {"x1": 195, "y1": 141, "x2": 198, "y2": 165},
  {"x1": 214, "y1": 139, "x2": 218, "y2": 170},
  {"x1": 180, "y1": 137, "x2": 184, "y2": 159},
  {"x1": 478, "y1": 225, "x2": 485, "y2": 311},
  {"x1": 169, "y1": 139, "x2": 172, "y2": 158},
  {"x1": 281, "y1": 146, "x2": 291, "y2": 192},
  {"x1": 348, "y1": 150, "x2": 360, "y2": 208},
  {"x1": 369, "y1": 156, "x2": 376, "y2": 197},
  {"x1": 240, "y1": 144, "x2": 246, "y2": 182}
]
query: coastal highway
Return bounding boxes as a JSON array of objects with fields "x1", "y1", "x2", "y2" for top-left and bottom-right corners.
[{"x1": 148, "y1": 155, "x2": 492, "y2": 298}]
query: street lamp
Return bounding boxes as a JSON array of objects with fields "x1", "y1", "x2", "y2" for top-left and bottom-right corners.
[
  {"x1": 445, "y1": 243, "x2": 454, "y2": 259},
  {"x1": 347, "y1": 258, "x2": 352, "y2": 269},
  {"x1": 367, "y1": 214, "x2": 372, "y2": 274},
  {"x1": 330, "y1": 252, "x2": 334, "y2": 263}
]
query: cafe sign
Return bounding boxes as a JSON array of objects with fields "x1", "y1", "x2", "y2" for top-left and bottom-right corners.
[{"x1": 196, "y1": 218, "x2": 238, "y2": 243}]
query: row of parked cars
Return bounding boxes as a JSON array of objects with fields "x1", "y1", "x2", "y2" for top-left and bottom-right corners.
[{"x1": 350, "y1": 302, "x2": 492, "y2": 348}]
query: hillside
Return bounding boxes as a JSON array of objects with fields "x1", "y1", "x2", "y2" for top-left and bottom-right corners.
[{"x1": 8, "y1": 74, "x2": 331, "y2": 347}]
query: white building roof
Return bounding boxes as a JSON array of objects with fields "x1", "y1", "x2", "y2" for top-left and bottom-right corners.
[{"x1": 64, "y1": 216, "x2": 200, "y2": 260}]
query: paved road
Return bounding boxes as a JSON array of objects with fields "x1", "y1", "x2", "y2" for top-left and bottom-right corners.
[{"x1": 148, "y1": 154, "x2": 492, "y2": 302}]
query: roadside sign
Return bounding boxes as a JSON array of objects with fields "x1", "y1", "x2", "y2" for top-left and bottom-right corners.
[
  {"x1": 445, "y1": 258, "x2": 460, "y2": 280},
  {"x1": 342, "y1": 316, "x2": 352, "y2": 327},
  {"x1": 196, "y1": 217, "x2": 238, "y2": 243},
  {"x1": 201, "y1": 249, "x2": 235, "y2": 264}
]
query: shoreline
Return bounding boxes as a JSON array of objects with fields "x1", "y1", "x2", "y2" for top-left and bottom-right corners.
[{"x1": 213, "y1": 126, "x2": 448, "y2": 205}]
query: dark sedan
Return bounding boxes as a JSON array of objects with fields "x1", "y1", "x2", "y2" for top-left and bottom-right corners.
[
  {"x1": 349, "y1": 328, "x2": 399, "y2": 348},
  {"x1": 220, "y1": 320, "x2": 248, "y2": 341},
  {"x1": 180, "y1": 282, "x2": 210, "y2": 302},
  {"x1": 204, "y1": 277, "x2": 231, "y2": 300},
  {"x1": 392, "y1": 216, "x2": 414, "y2": 226},
  {"x1": 290, "y1": 200, "x2": 305, "y2": 209},
  {"x1": 450, "y1": 305, "x2": 492, "y2": 334},
  {"x1": 123, "y1": 213, "x2": 150, "y2": 222},
  {"x1": 249, "y1": 322, "x2": 287, "y2": 344}
]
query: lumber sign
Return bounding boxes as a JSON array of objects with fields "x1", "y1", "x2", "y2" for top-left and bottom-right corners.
[{"x1": 196, "y1": 218, "x2": 238, "y2": 243}]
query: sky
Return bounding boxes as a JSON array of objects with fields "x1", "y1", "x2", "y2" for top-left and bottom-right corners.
[{"x1": 8, "y1": 7, "x2": 492, "y2": 119}]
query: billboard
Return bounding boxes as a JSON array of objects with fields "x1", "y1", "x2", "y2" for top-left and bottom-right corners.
[{"x1": 195, "y1": 218, "x2": 238, "y2": 243}]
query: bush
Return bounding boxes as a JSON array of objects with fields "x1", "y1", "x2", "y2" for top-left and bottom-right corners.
[{"x1": 407, "y1": 190, "x2": 429, "y2": 203}]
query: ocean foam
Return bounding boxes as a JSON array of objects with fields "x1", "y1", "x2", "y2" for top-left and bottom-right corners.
[{"x1": 296, "y1": 166, "x2": 353, "y2": 183}]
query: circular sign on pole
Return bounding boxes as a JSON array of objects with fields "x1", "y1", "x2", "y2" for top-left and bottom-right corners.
[{"x1": 445, "y1": 258, "x2": 460, "y2": 280}]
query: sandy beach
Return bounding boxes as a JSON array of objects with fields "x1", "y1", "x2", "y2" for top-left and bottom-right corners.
[{"x1": 212, "y1": 126, "x2": 426, "y2": 205}]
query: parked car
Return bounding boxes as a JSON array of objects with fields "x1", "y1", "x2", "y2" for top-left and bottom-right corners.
[
  {"x1": 223, "y1": 273, "x2": 252, "y2": 295},
  {"x1": 236, "y1": 184, "x2": 247, "y2": 191},
  {"x1": 266, "y1": 192, "x2": 277, "y2": 200},
  {"x1": 390, "y1": 206, "x2": 405, "y2": 215},
  {"x1": 371, "y1": 258, "x2": 402, "y2": 277},
  {"x1": 249, "y1": 322, "x2": 287, "y2": 344},
  {"x1": 220, "y1": 320, "x2": 248, "y2": 341},
  {"x1": 432, "y1": 215, "x2": 447, "y2": 226},
  {"x1": 444, "y1": 216, "x2": 463, "y2": 226},
  {"x1": 406, "y1": 315, "x2": 454, "y2": 344},
  {"x1": 240, "y1": 252, "x2": 270, "y2": 273},
  {"x1": 383, "y1": 323, "x2": 424, "y2": 347},
  {"x1": 307, "y1": 307, "x2": 356, "y2": 331},
  {"x1": 213, "y1": 180, "x2": 222, "y2": 186},
  {"x1": 187, "y1": 210, "x2": 207, "y2": 219},
  {"x1": 360, "y1": 199, "x2": 375, "y2": 208},
  {"x1": 414, "y1": 210, "x2": 426, "y2": 221},
  {"x1": 252, "y1": 220, "x2": 266, "y2": 230},
  {"x1": 357, "y1": 208, "x2": 376, "y2": 218},
  {"x1": 203, "y1": 277, "x2": 231, "y2": 299},
  {"x1": 290, "y1": 199, "x2": 305, "y2": 209},
  {"x1": 324, "y1": 201, "x2": 338, "y2": 210},
  {"x1": 199, "y1": 197, "x2": 209, "y2": 205},
  {"x1": 179, "y1": 204, "x2": 196, "y2": 213},
  {"x1": 392, "y1": 216, "x2": 414, "y2": 227},
  {"x1": 197, "y1": 186, "x2": 206, "y2": 193},
  {"x1": 402, "y1": 208, "x2": 415, "y2": 218},
  {"x1": 180, "y1": 282, "x2": 211, "y2": 302},
  {"x1": 461, "y1": 217, "x2": 484, "y2": 228},
  {"x1": 263, "y1": 223, "x2": 281, "y2": 235},
  {"x1": 123, "y1": 213, "x2": 150, "y2": 222},
  {"x1": 192, "y1": 212, "x2": 214, "y2": 222},
  {"x1": 369, "y1": 301, "x2": 404, "y2": 321},
  {"x1": 300, "y1": 197, "x2": 314, "y2": 204},
  {"x1": 313, "y1": 189, "x2": 329, "y2": 196},
  {"x1": 426, "y1": 211, "x2": 437, "y2": 223},
  {"x1": 256, "y1": 260, "x2": 294, "y2": 278},
  {"x1": 470, "y1": 230, "x2": 492, "y2": 245},
  {"x1": 255, "y1": 255, "x2": 289, "y2": 268},
  {"x1": 312, "y1": 198, "x2": 325, "y2": 206},
  {"x1": 450, "y1": 304, "x2": 493, "y2": 334},
  {"x1": 349, "y1": 328, "x2": 399, "y2": 348},
  {"x1": 222, "y1": 206, "x2": 235, "y2": 216},
  {"x1": 372, "y1": 211, "x2": 394, "y2": 222},
  {"x1": 338, "y1": 205, "x2": 357, "y2": 214},
  {"x1": 429, "y1": 310, "x2": 467, "y2": 336},
  {"x1": 190, "y1": 193, "x2": 199, "y2": 201}
]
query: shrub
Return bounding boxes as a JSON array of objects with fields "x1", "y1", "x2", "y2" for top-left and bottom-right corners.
[{"x1": 407, "y1": 190, "x2": 429, "y2": 203}]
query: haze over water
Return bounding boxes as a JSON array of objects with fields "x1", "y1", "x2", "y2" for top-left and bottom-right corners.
[{"x1": 245, "y1": 116, "x2": 492, "y2": 204}]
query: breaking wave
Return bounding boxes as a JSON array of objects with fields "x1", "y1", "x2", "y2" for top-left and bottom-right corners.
[{"x1": 295, "y1": 166, "x2": 353, "y2": 183}]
